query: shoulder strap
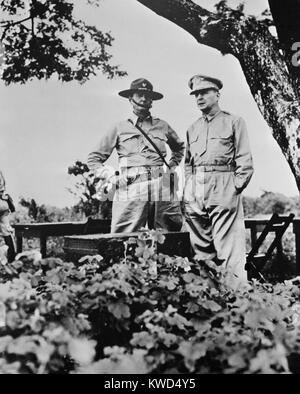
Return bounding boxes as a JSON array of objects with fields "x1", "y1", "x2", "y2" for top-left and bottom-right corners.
[{"x1": 128, "y1": 119, "x2": 170, "y2": 169}]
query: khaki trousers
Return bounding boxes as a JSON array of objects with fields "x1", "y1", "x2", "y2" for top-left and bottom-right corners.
[
  {"x1": 111, "y1": 173, "x2": 182, "y2": 233},
  {"x1": 184, "y1": 169, "x2": 247, "y2": 284}
]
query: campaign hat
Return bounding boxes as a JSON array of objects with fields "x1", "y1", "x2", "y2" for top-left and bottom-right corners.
[{"x1": 118, "y1": 78, "x2": 163, "y2": 100}]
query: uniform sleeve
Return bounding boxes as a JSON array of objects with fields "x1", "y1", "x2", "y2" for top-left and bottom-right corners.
[
  {"x1": 87, "y1": 125, "x2": 118, "y2": 172},
  {"x1": 166, "y1": 124, "x2": 185, "y2": 167},
  {"x1": 184, "y1": 130, "x2": 193, "y2": 180},
  {"x1": 233, "y1": 117, "x2": 254, "y2": 192}
]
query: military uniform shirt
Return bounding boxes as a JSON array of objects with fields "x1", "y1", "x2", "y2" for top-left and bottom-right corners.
[
  {"x1": 88, "y1": 114, "x2": 185, "y2": 170},
  {"x1": 185, "y1": 110, "x2": 254, "y2": 191}
]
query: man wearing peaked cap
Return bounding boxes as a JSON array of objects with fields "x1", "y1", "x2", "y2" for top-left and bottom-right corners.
[
  {"x1": 183, "y1": 74, "x2": 254, "y2": 287},
  {"x1": 189, "y1": 74, "x2": 223, "y2": 94},
  {"x1": 87, "y1": 78, "x2": 185, "y2": 233}
]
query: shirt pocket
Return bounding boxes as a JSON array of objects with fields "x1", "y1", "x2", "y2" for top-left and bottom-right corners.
[
  {"x1": 148, "y1": 130, "x2": 167, "y2": 154},
  {"x1": 208, "y1": 133, "x2": 233, "y2": 156},
  {"x1": 118, "y1": 132, "x2": 141, "y2": 154}
]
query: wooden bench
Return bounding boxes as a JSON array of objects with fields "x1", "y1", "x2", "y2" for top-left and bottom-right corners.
[
  {"x1": 63, "y1": 231, "x2": 192, "y2": 262},
  {"x1": 13, "y1": 218, "x2": 110, "y2": 257}
]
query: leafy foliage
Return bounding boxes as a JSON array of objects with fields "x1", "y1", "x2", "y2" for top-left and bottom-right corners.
[
  {"x1": 0, "y1": 0, "x2": 126, "y2": 84},
  {"x1": 68, "y1": 160, "x2": 112, "y2": 219},
  {"x1": 243, "y1": 191, "x2": 300, "y2": 218},
  {"x1": 16, "y1": 197, "x2": 79, "y2": 223},
  {"x1": 0, "y1": 230, "x2": 300, "y2": 374}
]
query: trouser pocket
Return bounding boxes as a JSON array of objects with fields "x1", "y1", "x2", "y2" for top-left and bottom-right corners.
[{"x1": 156, "y1": 201, "x2": 183, "y2": 231}]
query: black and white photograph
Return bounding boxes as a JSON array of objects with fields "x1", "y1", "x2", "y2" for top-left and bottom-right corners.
[{"x1": 0, "y1": 0, "x2": 300, "y2": 376}]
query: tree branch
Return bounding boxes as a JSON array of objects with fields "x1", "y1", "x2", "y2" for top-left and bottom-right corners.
[
  {"x1": 0, "y1": 16, "x2": 32, "y2": 41},
  {"x1": 0, "y1": 16, "x2": 32, "y2": 28},
  {"x1": 136, "y1": 0, "x2": 224, "y2": 50}
]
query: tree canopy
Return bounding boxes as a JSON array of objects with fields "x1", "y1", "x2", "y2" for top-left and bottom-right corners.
[{"x1": 0, "y1": 0, "x2": 126, "y2": 83}]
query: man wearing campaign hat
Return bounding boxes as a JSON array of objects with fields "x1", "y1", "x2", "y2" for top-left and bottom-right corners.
[
  {"x1": 183, "y1": 74, "x2": 254, "y2": 285},
  {"x1": 88, "y1": 78, "x2": 185, "y2": 233}
]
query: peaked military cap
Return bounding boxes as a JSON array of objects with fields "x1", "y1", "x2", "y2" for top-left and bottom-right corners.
[
  {"x1": 188, "y1": 74, "x2": 223, "y2": 95},
  {"x1": 118, "y1": 78, "x2": 163, "y2": 100}
]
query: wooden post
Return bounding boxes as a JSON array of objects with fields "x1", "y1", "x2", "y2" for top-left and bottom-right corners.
[
  {"x1": 294, "y1": 220, "x2": 300, "y2": 275},
  {"x1": 40, "y1": 234, "x2": 47, "y2": 258},
  {"x1": 250, "y1": 226, "x2": 257, "y2": 248},
  {"x1": 16, "y1": 235, "x2": 23, "y2": 254}
]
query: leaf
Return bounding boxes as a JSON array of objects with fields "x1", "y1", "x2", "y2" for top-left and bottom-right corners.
[
  {"x1": 250, "y1": 343, "x2": 289, "y2": 374},
  {"x1": 15, "y1": 250, "x2": 42, "y2": 264},
  {"x1": 0, "y1": 301, "x2": 6, "y2": 327},
  {"x1": 185, "y1": 283, "x2": 203, "y2": 297},
  {"x1": 228, "y1": 353, "x2": 247, "y2": 369},
  {"x1": 0, "y1": 336, "x2": 12, "y2": 353},
  {"x1": 76, "y1": 349, "x2": 148, "y2": 374},
  {"x1": 148, "y1": 261, "x2": 157, "y2": 278},
  {"x1": 182, "y1": 273, "x2": 196, "y2": 283},
  {"x1": 130, "y1": 331, "x2": 155, "y2": 349},
  {"x1": 29, "y1": 308, "x2": 44, "y2": 333},
  {"x1": 174, "y1": 256, "x2": 192, "y2": 272},
  {"x1": 35, "y1": 341, "x2": 55, "y2": 365},
  {"x1": 202, "y1": 300, "x2": 222, "y2": 312},
  {"x1": 178, "y1": 341, "x2": 208, "y2": 372},
  {"x1": 31, "y1": 275, "x2": 42, "y2": 287},
  {"x1": 244, "y1": 309, "x2": 273, "y2": 331},
  {"x1": 157, "y1": 331, "x2": 178, "y2": 347},
  {"x1": 43, "y1": 326, "x2": 71, "y2": 343},
  {"x1": 249, "y1": 349, "x2": 272, "y2": 373},
  {"x1": 191, "y1": 320, "x2": 211, "y2": 335},
  {"x1": 127, "y1": 237, "x2": 138, "y2": 245},
  {"x1": 135, "y1": 245, "x2": 145, "y2": 258},
  {"x1": 159, "y1": 276, "x2": 179, "y2": 291},
  {"x1": 0, "y1": 245, "x2": 8, "y2": 265},
  {"x1": 143, "y1": 246, "x2": 155, "y2": 260},
  {"x1": 0, "y1": 361, "x2": 21, "y2": 374},
  {"x1": 6, "y1": 311, "x2": 22, "y2": 330},
  {"x1": 79, "y1": 255, "x2": 103, "y2": 264},
  {"x1": 68, "y1": 338, "x2": 96, "y2": 365},
  {"x1": 0, "y1": 283, "x2": 11, "y2": 301},
  {"x1": 107, "y1": 302, "x2": 131, "y2": 320},
  {"x1": 185, "y1": 301, "x2": 200, "y2": 314},
  {"x1": 150, "y1": 230, "x2": 165, "y2": 245},
  {"x1": 7, "y1": 337, "x2": 38, "y2": 356}
]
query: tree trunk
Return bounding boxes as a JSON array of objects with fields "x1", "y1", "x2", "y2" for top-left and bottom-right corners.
[{"x1": 136, "y1": 0, "x2": 300, "y2": 192}]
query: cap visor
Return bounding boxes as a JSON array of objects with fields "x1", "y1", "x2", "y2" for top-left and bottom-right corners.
[{"x1": 190, "y1": 88, "x2": 219, "y2": 95}]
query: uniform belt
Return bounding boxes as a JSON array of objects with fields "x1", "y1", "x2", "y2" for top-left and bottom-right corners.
[
  {"x1": 120, "y1": 166, "x2": 164, "y2": 177},
  {"x1": 193, "y1": 164, "x2": 234, "y2": 173},
  {"x1": 117, "y1": 167, "x2": 164, "y2": 185}
]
